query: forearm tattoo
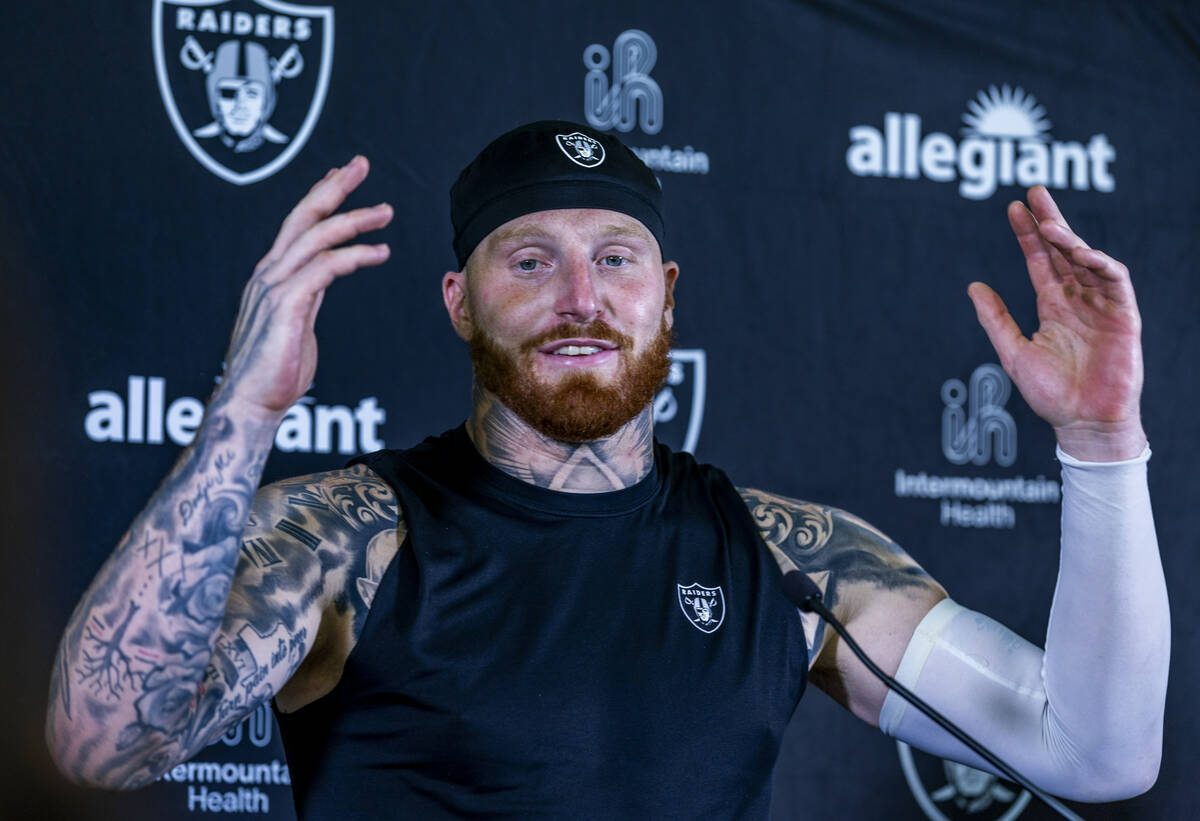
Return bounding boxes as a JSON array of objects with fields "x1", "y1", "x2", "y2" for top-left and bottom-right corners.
[{"x1": 47, "y1": 404, "x2": 399, "y2": 789}]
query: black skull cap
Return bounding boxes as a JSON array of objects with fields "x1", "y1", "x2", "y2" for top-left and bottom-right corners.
[{"x1": 450, "y1": 120, "x2": 664, "y2": 269}]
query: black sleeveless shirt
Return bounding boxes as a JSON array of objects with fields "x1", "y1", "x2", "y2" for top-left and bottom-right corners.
[{"x1": 275, "y1": 427, "x2": 806, "y2": 820}]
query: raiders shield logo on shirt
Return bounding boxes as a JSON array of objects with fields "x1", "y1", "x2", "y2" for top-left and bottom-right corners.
[{"x1": 677, "y1": 583, "x2": 725, "y2": 634}]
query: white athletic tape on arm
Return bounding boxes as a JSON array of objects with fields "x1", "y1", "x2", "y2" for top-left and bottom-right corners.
[
  {"x1": 879, "y1": 446, "x2": 1168, "y2": 802},
  {"x1": 877, "y1": 598, "x2": 962, "y2": 735}
]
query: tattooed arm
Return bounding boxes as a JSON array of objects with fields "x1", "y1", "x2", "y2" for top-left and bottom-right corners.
[
  {"x1": 46, "y1": 158, "x2": 394, "y2": 787},
  {"x1": 739, "y1": 489, "x2": 946, "y2": 722},
  {"x1": 47, "y1": 451, "x2": 400, "y2": 788},
  {"x1": 46, "y1": 402, "x2": 271, "y2": 788},
  {"x1": 743, "y1": 480, "x2": 1166, "y2": 800}
]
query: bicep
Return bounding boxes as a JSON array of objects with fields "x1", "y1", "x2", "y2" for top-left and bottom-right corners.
[
  {"x1": 184, "y1": 485, "x2": 332, "y2": 752},
  {"x1": 739, "y1": 487, "x2": 948, "y2": 711},
  {"x1": 812, "y1": 573, "x2": 946, "y2": 726},
  {"x1": 809, "y1": 512, "x2": 947, "y2": 722},
  {"x1": 191, "y1": 463, "x2": 402, "y2": 745}
]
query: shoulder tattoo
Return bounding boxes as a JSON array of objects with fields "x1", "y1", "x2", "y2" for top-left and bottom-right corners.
[{"x1": 739, "y1": 487, "x2": 942, "y2": 665}]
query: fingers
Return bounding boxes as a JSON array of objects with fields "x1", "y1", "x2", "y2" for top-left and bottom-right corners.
[
  {"x1": 1026, "y1": 186, "x2": 1081, "y2": 247},
  {"x1": 1007, "y1": 199, "x2": 1060, "y2": 293},
  {"x1": 1066, "y1": 244, "x2": 1128, "y2": 282},
  {"x1": 1063, "y1": 245, "x2": 1138, "y2": 311},
  {"x1": 1010, "y1": 188, "x2": 1084, "y2": 287},
  {"x1": 1012, "y1": 186, "x2": 1133, "y2": 298},
  {"x1": 288, "y1": 242, "x2": 391, "y2": 296},
  {"x1": 257, "y1": 156, "x2": 373, "y2": 273},
  {"x1": 967, "y1": 281, "x2": 1024, "y2": 373},
  {"x1": 231, "y1": 188, "x2": 390, "y2": 351},
  {"x1": 307, "y1": 166, "x2": 339, "y2": 194},
  {"x1": 266, "y1": 202, "x2": 393, "y2": 285}
]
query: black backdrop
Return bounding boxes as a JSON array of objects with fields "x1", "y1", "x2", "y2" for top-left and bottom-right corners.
[{"x1": 4, "y1": 2, "x2": 1197, "y2": 819}]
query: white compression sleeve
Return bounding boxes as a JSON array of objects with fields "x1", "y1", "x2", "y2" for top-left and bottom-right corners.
[{"x1": 878, "y1": 447, "x2": 1169, "y2": 801}]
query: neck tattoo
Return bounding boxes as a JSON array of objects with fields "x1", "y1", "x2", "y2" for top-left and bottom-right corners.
[{"x1": 466, "y1": 385, "x2": 655, "y2": 493}]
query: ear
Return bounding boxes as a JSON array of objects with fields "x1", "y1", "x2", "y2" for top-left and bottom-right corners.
[
  {"x1": 662, "y1": 260, "x2": 680, "y2": 329},
  {"x1": 442, "y1": 269, "x2": 473, "y2": 340}
]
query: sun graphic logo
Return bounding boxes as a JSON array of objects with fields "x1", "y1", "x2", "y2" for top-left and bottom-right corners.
[
  {"x1": 961, "y1": 85, "x2": 1050, "y2": 141},
  {"x1": 846, "y1": 84, "x2": 1116, "y2": 200}
]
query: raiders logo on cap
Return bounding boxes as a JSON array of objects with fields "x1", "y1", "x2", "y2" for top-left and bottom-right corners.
[
  {"x1": 555, "y1": 132, "x2": 606, "y2": 167},
  {"x1": 450, "y1": 120, "x2": 663, "y2": 268}
]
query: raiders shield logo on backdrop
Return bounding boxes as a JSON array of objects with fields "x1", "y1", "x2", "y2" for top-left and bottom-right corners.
[
  {"x1": 677, "y1": 583, "x2": 725, "y2": 634},
  {"x1": 153, "y1": 0, "x2": 334, "y2": 185},
  {"x1": 897, "y1": 741, "x2": 1031, "y2": 820},
  {"x1": 653, "y1": 349, "x2": 706, "y2": 454},
  {"x1": 555, "y1": 132, "x2": 606, "y2": 167}
]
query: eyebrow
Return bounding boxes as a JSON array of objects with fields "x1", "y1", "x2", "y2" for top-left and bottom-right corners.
[
  {"x1": 487, "y1": 225, "x2": 554, "y2": 248},
  {"x1": 596, "y1": 224, "x2": 653, "y2": 245}
]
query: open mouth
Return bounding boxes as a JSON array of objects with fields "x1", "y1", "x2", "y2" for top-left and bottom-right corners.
[
  {"x1": 551, "y1": 344, "x2": 604, "y2": 356},
  {"x1": 539, "y1": 338, "x2": 618, "y2": 356},
  {"x1": 536, "y1": 337, "x2": 619, "y2": 366}
]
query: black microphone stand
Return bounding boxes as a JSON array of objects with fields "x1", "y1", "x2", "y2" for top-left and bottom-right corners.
[{"x1": 784, "y1": 571, "x2": 1084, "y2": 821}]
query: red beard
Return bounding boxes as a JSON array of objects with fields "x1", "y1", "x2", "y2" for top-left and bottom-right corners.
[{"x1": 469, "y1": 317, "x2": 673, "y2": 442}]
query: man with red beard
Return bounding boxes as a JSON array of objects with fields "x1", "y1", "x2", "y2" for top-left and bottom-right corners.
[{"x1": 49, "y1": 122, "x2": 1167, "y2": 820}]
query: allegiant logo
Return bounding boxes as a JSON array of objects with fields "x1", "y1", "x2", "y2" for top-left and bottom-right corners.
[
  {"x1": 846, "y1": 85, "x2": 1115, "y2": 200},
  {"x1": 84, "y1": 375, "x2": 386, "y2": 455}
]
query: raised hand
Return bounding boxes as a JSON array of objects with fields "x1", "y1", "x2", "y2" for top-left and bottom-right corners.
[
  {"x1": 47, "y1": 157, "x2": 395, "y2": 789},
  {"x1": 968, "y1": 186, "x2": 1145, "y2": 461},
  {"x1": 220, "y1": 156, "x2": 392, "y2": 417}
]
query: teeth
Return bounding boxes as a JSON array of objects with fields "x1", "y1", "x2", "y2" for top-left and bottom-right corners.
[{"x1": 552, "y1": 345, "x2": 602, "y2": 356}]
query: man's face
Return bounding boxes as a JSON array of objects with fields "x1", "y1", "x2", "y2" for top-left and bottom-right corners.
[
  {"x1": 443, "y1": 209, "x2": 678, "y2": 442},
  {"x1": 216, "y1": 78, "x2": 267, "y2": 136}
]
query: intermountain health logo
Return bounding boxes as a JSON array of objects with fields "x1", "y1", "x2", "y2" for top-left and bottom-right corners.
[
  {"x1": 155, "y1": 706, "x2": 290, "y2": 814},
  {"x1": 582, "y1": 29, "x2": 710, "y2": 175},
  {"x1": 892, "y1": 364, "x2": 1059, "y2": 530},
  {"x1": 846, "y1": 85, "x2": 1115, "y2": 200},
  {"x1": 153, "y1": 0, "x2": 334, "y2": 185},
  {"x1": 941, "y1": 364, "x2": 1015, "y2": 467}
]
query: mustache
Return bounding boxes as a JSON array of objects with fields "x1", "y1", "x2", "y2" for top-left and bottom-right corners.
[{"x1": 519, "y1": 320, "x2": 633, "y2": 353}]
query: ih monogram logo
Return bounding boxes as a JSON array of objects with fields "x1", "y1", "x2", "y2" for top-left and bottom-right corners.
[
  {"x1": 583, "y1": 29, "x2": 663, "y2": 135},
  {"x1": 941, "y1": 364, "x2": 1016, "y2": 467}
]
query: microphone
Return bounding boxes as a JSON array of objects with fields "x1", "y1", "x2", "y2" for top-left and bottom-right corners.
[{"x1": 780, "y1": 571, "x2": 1084, "y2": 821}]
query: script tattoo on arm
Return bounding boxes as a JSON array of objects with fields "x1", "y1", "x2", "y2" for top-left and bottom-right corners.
[
  {"x1": 47, "y1": 405, "x2": 266, "y2": 788},
  {"x1": 47, "y1": 403, "x2": 399, "y2": 789},
  {"x1": 738, "y1": 487, "x2": 944, "y2": 676}
]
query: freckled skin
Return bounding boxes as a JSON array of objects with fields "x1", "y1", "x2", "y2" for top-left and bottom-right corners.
[{"x1": 443, "y1": 208, "x2": 678, "y2": 394}]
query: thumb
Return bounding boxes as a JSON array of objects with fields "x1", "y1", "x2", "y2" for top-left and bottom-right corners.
[{"x1": 967, "y1": 281, "x2": 1024, "y2": 372}]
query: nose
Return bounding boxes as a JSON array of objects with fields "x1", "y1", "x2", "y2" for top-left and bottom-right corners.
[{"x1": 554, "y1": 254, "x2": 601, "y2": 323}]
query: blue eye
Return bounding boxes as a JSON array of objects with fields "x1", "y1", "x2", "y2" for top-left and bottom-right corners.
[
  {"x1": 602, "y1": 255, "x2": 627, "y2": 267},
  {"x1": 516, "y1": 259, "x2": 539, "y2": 272}
]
